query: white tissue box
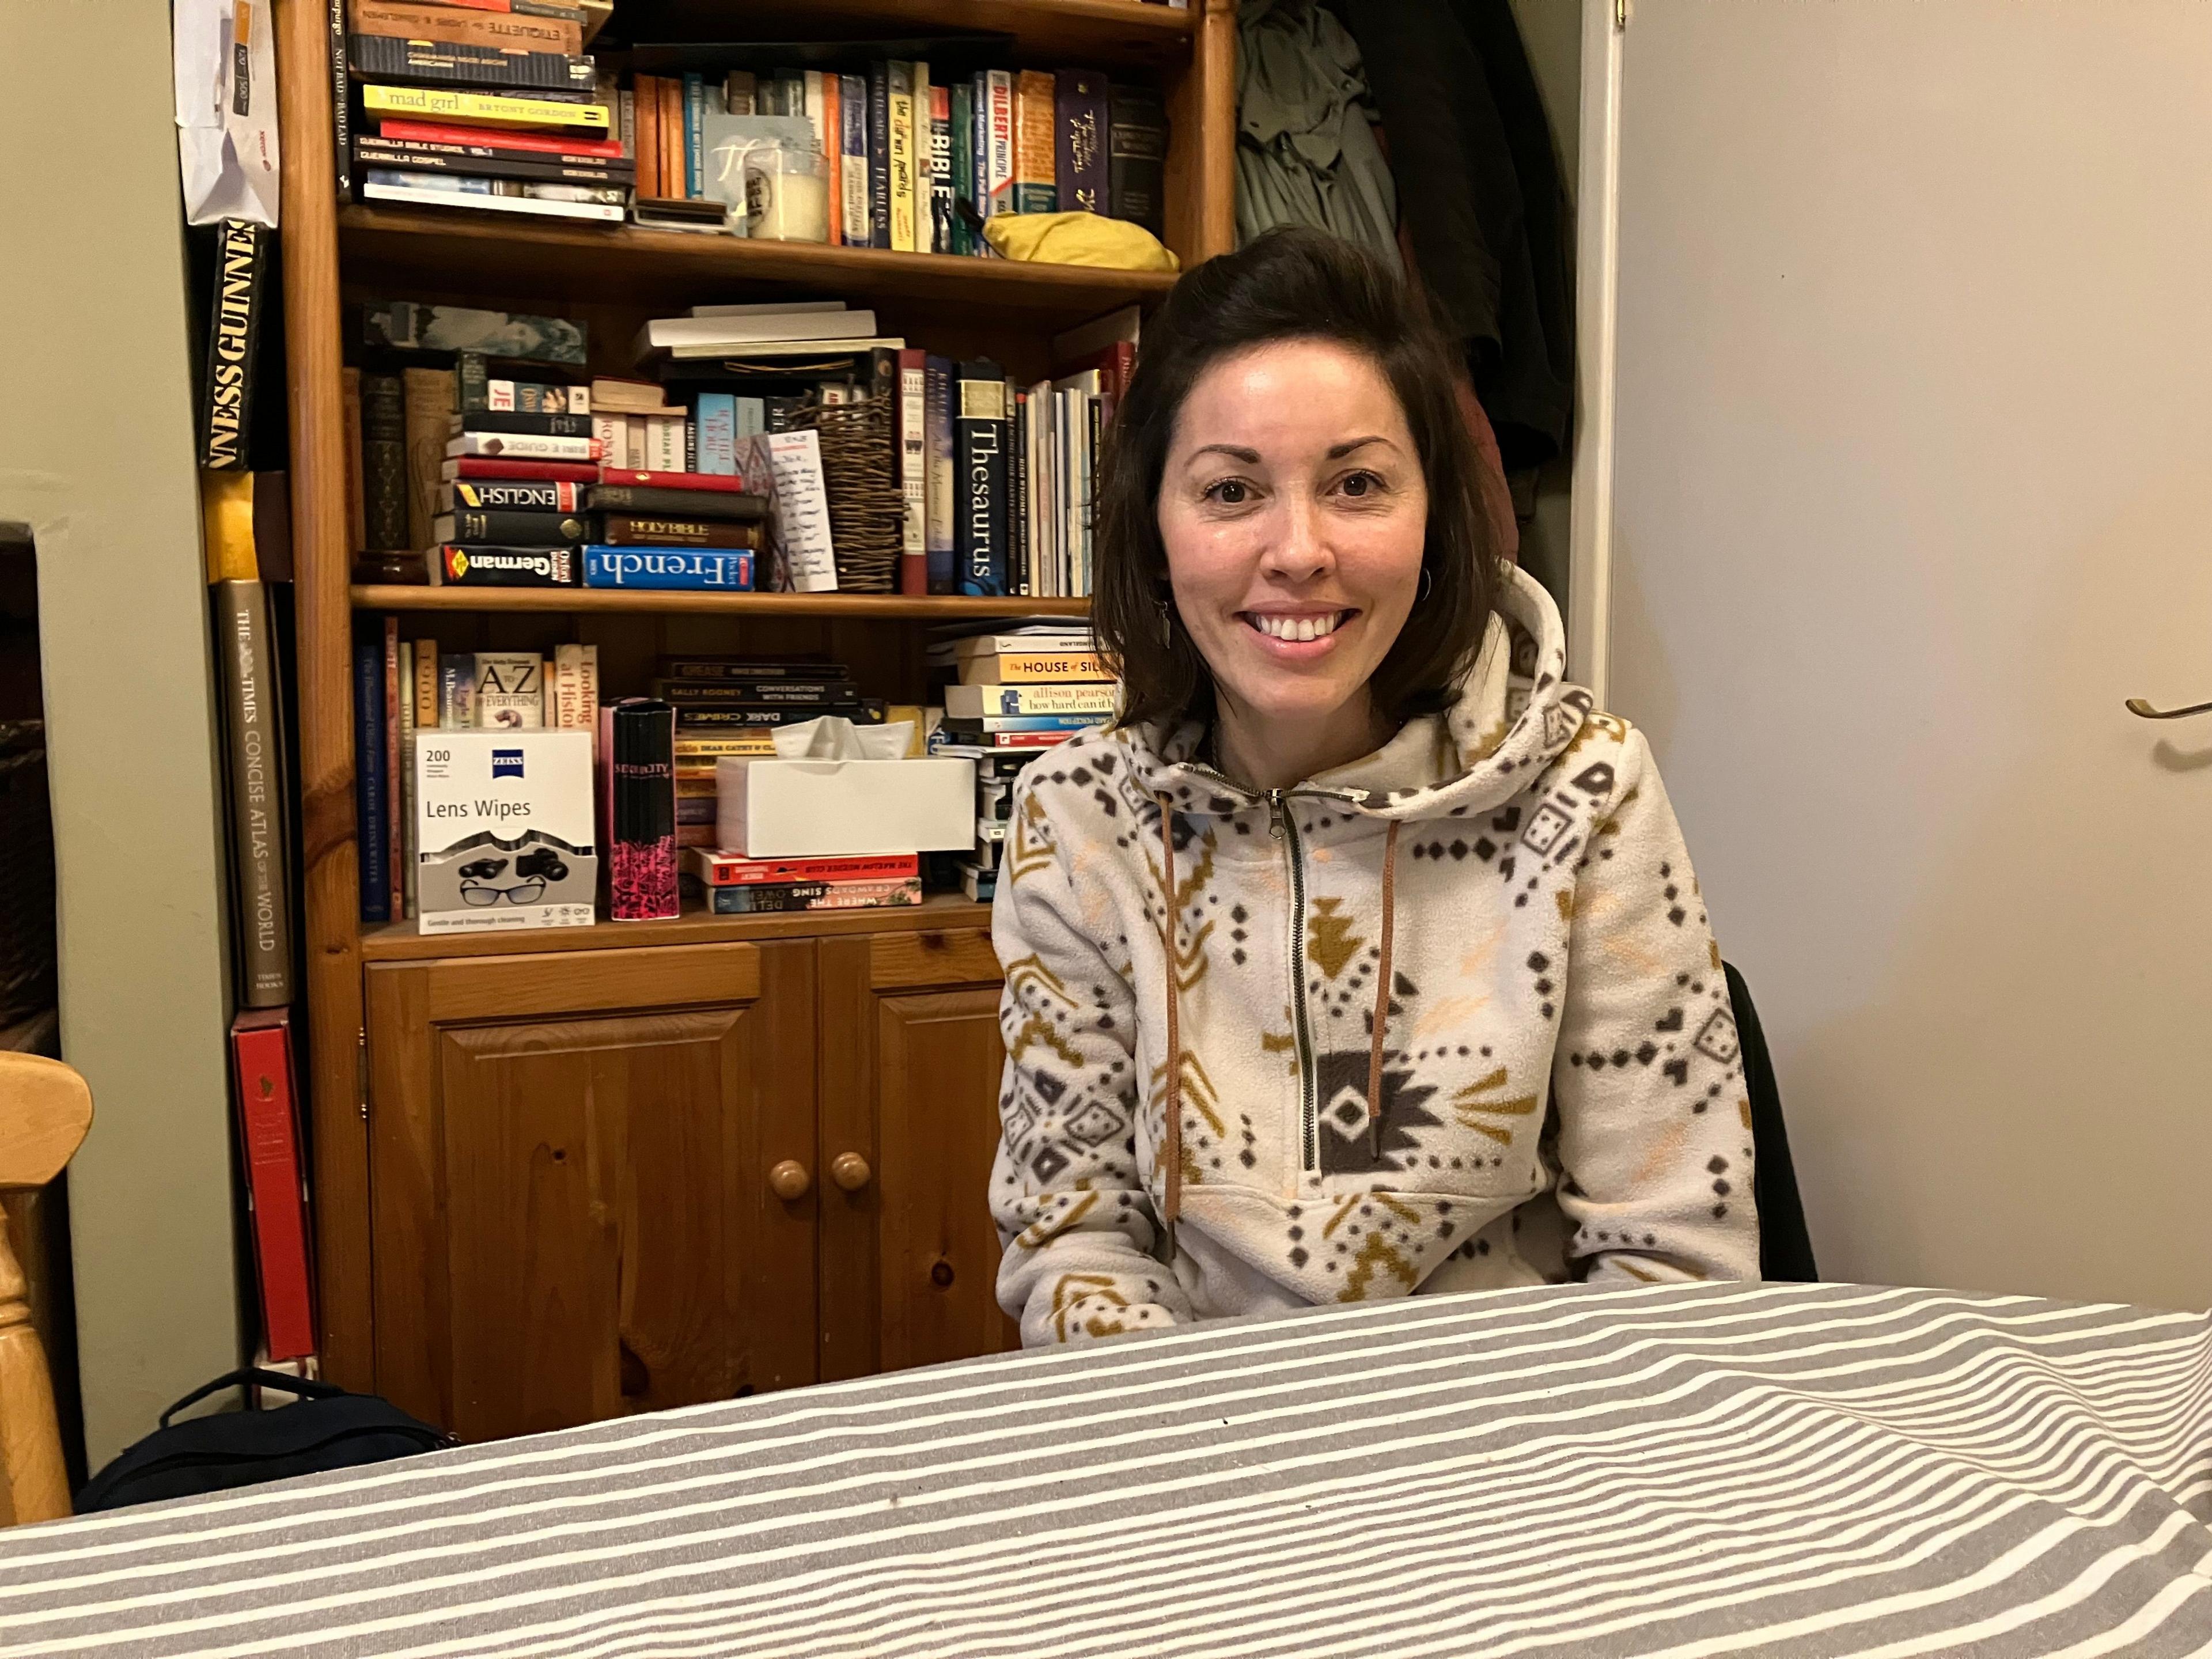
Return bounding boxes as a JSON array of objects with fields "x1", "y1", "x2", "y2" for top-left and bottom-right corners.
[{"x1": 716, "y1": 756, "x2": 977, "y2": 856}]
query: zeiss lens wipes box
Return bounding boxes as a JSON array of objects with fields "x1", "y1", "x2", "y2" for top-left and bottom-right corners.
[{"x1": 414, "y1": 730, "x2": 597, "y2": 933}]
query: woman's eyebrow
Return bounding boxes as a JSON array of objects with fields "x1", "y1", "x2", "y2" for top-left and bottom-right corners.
[
  {"x1": 1184, "y1": 443, "x2": 1263, "y2": 464},
  {"x1": 1327, "y1": 435, "x2": 1396, "y2": 459}
]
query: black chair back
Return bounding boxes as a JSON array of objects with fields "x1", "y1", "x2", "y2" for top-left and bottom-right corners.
[{"x1": 1723, "y1": 961, "x2": 1818, "y2": 1282}]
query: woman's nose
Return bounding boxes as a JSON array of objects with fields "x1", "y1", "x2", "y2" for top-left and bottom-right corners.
[{"x1": 1259, "y1": 495, "x2": 1332, "y2": 582}]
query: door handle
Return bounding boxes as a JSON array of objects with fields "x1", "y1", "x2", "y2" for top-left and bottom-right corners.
[
  {"x1": 830, "y1": 1152, "x2": 873, "y2": 1192},
  {"x1": 2126, "y1": 696, "x2": 2212, "y2": 719},
  {"x1": 768, "y1": 1160, "x2": 811, "y2": 1200}
]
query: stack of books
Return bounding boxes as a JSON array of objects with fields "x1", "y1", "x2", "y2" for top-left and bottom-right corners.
[
  {"x1": 618, "y1": 59, "x2": 1167, "y2": 248},
  {"x1": 661, "y1": 654, "x2": 891, "y2": 846},
  {"x1": 353, "y1": 620, "x2": 599, "y2": 925},
  {"x1": 681, "y1": 850, "x2": 924, "y2": 915},
  {"x1": 928, "y1": 620, "x2": 1118, "y2": 901},
  {"x1": 345, "y1": 0, "x2": 630, "y2": 224}
]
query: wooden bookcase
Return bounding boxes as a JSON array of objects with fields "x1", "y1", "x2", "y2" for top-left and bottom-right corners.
[{"x1": 271, "y1": 0, "x2": 1234, "y2": 1436}]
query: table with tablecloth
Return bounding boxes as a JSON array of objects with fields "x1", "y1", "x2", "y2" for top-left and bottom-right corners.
[{"x1": 3, "y1": 1281, "x2": 2209, "y2": 1657}]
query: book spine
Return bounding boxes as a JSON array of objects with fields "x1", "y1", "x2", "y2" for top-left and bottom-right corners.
[
  {"x1": 593, "y1": 412, "x2": 626, "y2": 469},
  {"x1": 355, "y1": 145, "x2": 630, "y2": 185},
  {"x1": 586, "y1": 485, "x2": 762, "y2": 517},
  {"x1": 955, "y1": 363, "x2": 1008, "y2": 596},
  {"x1": 1013, "y1": 70, "x2": 1056, "y2": 214},
  {"x1": 839, "y1": 73, "x2": 870, "y2": 244},
  {"x1": 705, "y1": 880, "x2": 919, "y2": 914},
  {"x1": 329, "y1": 0, "x2": 352, "y2": 197},
  {"x1": 926, "y1": 84, "x2": 954, "y2": 255},
  {"x1": 634, "y1": 74, "x2": 661, "y2": 198},
  {"x1": 438, "y1": 653, "x2": 475, "y2": 726},
  {"x1": 444, "y1": 478, "x2": 579, "y2": 510},
  {"x1": 725, "y1": 70, "x2": 755, "y2": 115},
  {"x1": 816, "y1": 73, "x2": 840, "y2": 246},
  {"x1": 360, "y1": 84, "x2": 612, "y2": 131},
  {"x1": 594, "y1": 515, "x2": 759, "y2": 548},
  {"x1": 1056, "y1": 70, "x2": 1109, "y2": 215},
  {"x1": 1084, "y1": 390, "x2": 1101, "y2": 595},
  {"x1": 949, "y1": 81, "x2": 974, "y2": 255},
  {"x1": 355, "y1": 634, "x2": 391, "y2": 922},
  {"x1": 348, "y1": 33, "x2": 593, "y2": 92},
  {"x1": 402, "y1": 368, "x2": 456, "y2": 552},
  {"x1": 473, "y1": 651, "x2": 544, "y2": 728},
  {"x1": 593, "y1": 468, "x2": 753, "y2": 493},
  {"x1": 454, "y1": 408, "x2": 594, "y2": 437},
  {"x1": 1012, "y1": 389, "x2": 1030, "y2": 598},
  {"x1": 554, "y1": 642, "x2": 599, "y2": 748},
  {"x1": 683, "y1": 72, "x2": 704, "y2": 197},
  {"x1": 692, "y1": 851, "x2": 917, "y2": 886},
  {"x1": 433, "y1": 544, "x2": 579, "y2": 585},
  {"x1": 440, "y1": 507, "x2": 585, "y2": 542},
  {"x1": 868, "y1": 63, "x2": 891, "y2": 249},
  {"x1": 952, "y1": 684, "x2": 1119, "y2": 715},
  {"x1": 653, "y1": 680, "x2": 857, "y2": 704},
  {"x1": 384, "y1": 618, "x2": 402, "y2": 908},
  {"x1": 606, "y1": 700, "x2": 679, "y2": 920},
  {"x1": 923, "y1": 354, "x2": 955, "y2": 593},
  {"x1": 1108, "y1": 83, "x2": 1167, "y2": 236},
  {"x1": 379, "y1": 116, "x2": 625, "y2": 158},
  {"x1": 696, "y1": 392, "x2": 737, "y2": 475},
  {"x1": 984, "y1": 71, "x2": 1016, "y2": 219},
  {"x1": 349, "y1": 0, "x2": 580, "y2": 51},
  {"x1": 445, "y1": 455, "x2": 599, "y2": 481},
  {"x1": 658, "y1": 78, "x2": 682, "y2": 197},
  {"x1": 454, "y1": 351, "x2": 491, "y2": 412},
  {"x1": 232, "y1": 1017, "x2": 316, "y2": 1362},
  {"x1": 361, "y1": 373, "x2": 410, "y2": 551},
  {"x1": 199, "y1": 220, "x2": 268, "y2": 471},
  {"x1": 446, "y1": 432, "x2": 599, "y2": 460},
  {"x1": 584, "y1": 547, "x2": 756, "y2": 589},
  {"x1": 676, "y1": 701, "x2": 882, "y2": 728},
  {"x1": 399, "y1": 642, "x2": 417, "y2": 919},
  {"x1": 887, "y1": 61, "x2": 916, "y2": 253},
  {"x1": 897, "y1": 349, "x2": 928, "y2": 594},
  {"x1": 942, "y1": 713, "x2": 1109, "y2": 733},
  {"x1": 342, "y1": 368, "x2": 368, "y2": 554},
  {"x1": 214, "y1": 582, "x2": 293, "y2": 1005},
  {"x1": 413, "y1": 638, "x2": 440, "y2": 727}
]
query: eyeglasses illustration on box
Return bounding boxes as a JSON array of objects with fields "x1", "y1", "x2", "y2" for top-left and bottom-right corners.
[{"x1": 454, "y1": 847, "x2": 572, "y2": 906}]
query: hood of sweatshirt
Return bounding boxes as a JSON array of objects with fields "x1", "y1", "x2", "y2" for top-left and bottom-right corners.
[{"x1": 1114, "y1": 564, "x2": 1590, "y2": 820}]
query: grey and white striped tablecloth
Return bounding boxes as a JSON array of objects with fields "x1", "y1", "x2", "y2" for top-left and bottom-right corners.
[{"x1": 3, "y1": 1282, "x2": 2210, "y2": 1657}]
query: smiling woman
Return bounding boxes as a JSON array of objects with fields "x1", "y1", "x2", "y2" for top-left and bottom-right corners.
[{"x1": 987, "y1": 229, "x2": 1759, "y2": 1347}]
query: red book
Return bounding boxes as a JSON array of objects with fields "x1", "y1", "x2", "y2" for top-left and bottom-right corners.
[
  {"x1": 684, "y1": 850, "x2": 921, "y2": 887},
  {"x1": 230, "y1": 1010, "x2": 316, "y2": 1363},
  {"x1": 377, "y1": 118, "x2": 624, "y2": 160},
  {"x1": 597, "y1": 469, "x2": 753, "y2": 493},
  {"x1": 446, "y1": 456, "x2": 600, "y2": 482}
]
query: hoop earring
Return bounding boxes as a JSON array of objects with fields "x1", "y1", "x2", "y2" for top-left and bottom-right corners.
[
  {"x1": 1156, "y1": 598, "x2": 1173, "y2": 646},
  {"x1": 1418, "y1": 567, "x2": 1434, "y2": 602}
]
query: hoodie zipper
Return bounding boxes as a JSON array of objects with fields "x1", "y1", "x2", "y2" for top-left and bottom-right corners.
[{"x1": 1269, "y1": 789, "x2": 1321, "y2": 1171}]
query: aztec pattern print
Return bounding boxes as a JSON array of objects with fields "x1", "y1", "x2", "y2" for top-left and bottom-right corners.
[{"x1": 990, "y1": 566, "x2": 1760, "y2": 1346}]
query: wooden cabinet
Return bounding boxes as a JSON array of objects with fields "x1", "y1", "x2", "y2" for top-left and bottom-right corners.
[
  {"x1": 820, "y1": 929, "x2": 1020, "y2": 1383},
  {"x1": 363, "y1": 920, "x2": 1013, "y2": 1442},
  {"x1": 365, "y1": 940, "x2": 819, "y2": 1442}
]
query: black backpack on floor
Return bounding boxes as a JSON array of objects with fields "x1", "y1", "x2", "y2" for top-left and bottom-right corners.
[{"x1": 76, "y1": 1369, "x2": 452, "y2": 1513}]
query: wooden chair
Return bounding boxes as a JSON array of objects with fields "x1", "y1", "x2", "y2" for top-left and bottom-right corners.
[{"x1": 0, "y1": 1051, "x2": 90, "y2": 1526}]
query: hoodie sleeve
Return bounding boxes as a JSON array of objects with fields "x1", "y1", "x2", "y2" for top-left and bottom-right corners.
[
  {"x1": 990, "y1": 777, "x2": 1196, "y2": 1346},
  {"x1": 1547, "y1": 722, "x2": 1762, "y2": 1286}
]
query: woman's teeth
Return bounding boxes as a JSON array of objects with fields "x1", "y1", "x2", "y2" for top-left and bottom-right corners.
[{"x1": 1248, "y1": 611, "x2": 1348, "y2": 643}]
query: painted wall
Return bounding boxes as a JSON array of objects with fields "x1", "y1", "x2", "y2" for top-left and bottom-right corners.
[{"x1": 0, "y1": 4, "x2": 245, "y2": 1462}]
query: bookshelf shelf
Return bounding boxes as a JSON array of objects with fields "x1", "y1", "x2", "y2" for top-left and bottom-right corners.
[
  {"x1": 359, "y1": 894, "x2": 994, "y2": 962},
  {"x1": 639, "y1": 0, "x2": 1197, "y2": 67},
  {"x1": 351, "y1": 586, "x2": 1093, "y2": 620},
  {"x1": 338, "y1": 207, "x2": 1181, "y2": 320}
]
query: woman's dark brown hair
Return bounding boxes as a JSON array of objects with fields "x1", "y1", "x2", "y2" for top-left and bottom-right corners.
[{"x1": 1093, "y1": 225, "x2": 1503, "y2": 731}]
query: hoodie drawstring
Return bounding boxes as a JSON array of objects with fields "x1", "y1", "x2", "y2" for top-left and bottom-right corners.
[
  {"x1": 1368, "y1": 820, "x2": 1401, "y2": 1161},
  {"x1": 1156, "y1": 794, "x2": 1184, "y2": 1232}
]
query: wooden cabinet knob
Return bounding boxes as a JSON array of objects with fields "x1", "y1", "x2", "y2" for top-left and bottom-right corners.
[
  {"x1": 831, "y1": 1152, "x2": 873, "y2": 1192},
  {"x1": 768, "y1": 1160, "x2": 811, "y2": 1200},
  {"x1": 930, "y1": 1257, "x2": 956, "y2": 1288}
]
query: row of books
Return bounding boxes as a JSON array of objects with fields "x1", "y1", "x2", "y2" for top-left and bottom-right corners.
[
  {"x1": 343, "y1": 0, "x2": 629, "y2": 225},
  {"x1": 350, "y1": 293, "x2": 1135, "y2": 598},
  {"x1": 355, "y1": 627, "x2": 604, "y2": 923},
  {"x1": 627, "y1": 62, "x2": 1167, "y2": 249},
  {"x1": 926, "y1": 620, "x2": 1120, "y2": 901}
]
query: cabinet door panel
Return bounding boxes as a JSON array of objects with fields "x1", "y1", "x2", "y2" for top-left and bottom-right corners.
[
  {"x1": 368, "y1": 941, "x2": 816, "y2": 1442},
  {"x1": 820, "y1": 931, "x2": 1018, "y2": 1382}
]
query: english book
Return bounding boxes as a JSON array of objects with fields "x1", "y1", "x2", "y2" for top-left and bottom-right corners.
[
  {"x1": 676, "y1": 701, "x2": 885, "y2": 728},
  {"x1": 955, "y1": 360, "x2": 1009, "y2": 595},
  {"x1": 944, "y1": 681, "x2": 1117, "y2": 718},
  {"x1": 442, "y1": 454, "x2": 599, "y2": 482},
  {"x1": 198, "y1": 219, "x2": 270, "y2": 471},
  {"x1": 376, "y1": 118, "x2": 624, "y2": 158},
  {"x1": 959, "y1": 649, "x2": 1115, "y2": 684},
  {"x1": 214, "y1": 581, "x2": 293, "y2": 1006},
  {"x1": 685, "y1": 849, "x2": 918, "y2": 887},
  {"x1": 652, "y1": 679, "x2": 858, "y2": 704},
  {"x1": 595, "y1": 469, "x2": 753, "y2": 494},
  {"x1": 445, "y1": 431, "x2": 600, "y2": 460},
  {"x1": 354, "y1": 140, "x2": 631, "y2": 187},
  {"x1": 359, "y1": 84, "x2": 611, "y2": 132},
  {"x1": 701, "y1": 878, "x2": 922, "y2": 914},
  {"x1": 452, "y1": 409, "x2": 595, "y2": 438},
  {"x1": 230, "y1": 1009, "x2": 316, "y2": 1363},
  {"x1": 594, "y1": 514, "x2": 761, "y2": 548},
  {"x1": 440, "y1": 479, "x2": 582, "y2": 510}
]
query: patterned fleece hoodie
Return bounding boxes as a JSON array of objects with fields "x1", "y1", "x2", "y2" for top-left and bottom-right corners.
[{"x1": 990, "y1": 566, "x2": 1760, "y2": 1346}]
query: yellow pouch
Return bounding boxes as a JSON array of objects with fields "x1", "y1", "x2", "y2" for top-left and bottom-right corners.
[{"x1": 981, "y1": 211, "x2": 1180, "y2": 272}]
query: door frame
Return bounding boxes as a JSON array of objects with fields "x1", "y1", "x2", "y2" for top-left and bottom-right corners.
[{"x1": 1566, "y1": 0, "x2": 1624, "y2": 705}]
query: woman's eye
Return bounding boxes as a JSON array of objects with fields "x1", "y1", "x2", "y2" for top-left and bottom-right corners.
[
  {"x1": 1205, "y1": 479, "x2": 1251, "y2": 505},
  {"x1": 1339, "y1": 469, "x2": 1384, "y2": 498}
]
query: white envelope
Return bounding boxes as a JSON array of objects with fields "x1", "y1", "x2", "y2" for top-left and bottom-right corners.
[{"x1": 175, "y1": 0, "x2": 280, "y2": 228}]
